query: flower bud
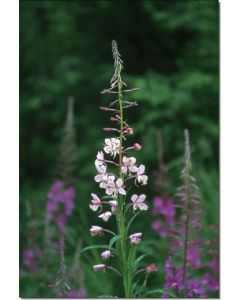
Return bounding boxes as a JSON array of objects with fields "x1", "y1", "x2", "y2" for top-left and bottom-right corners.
[
  {"x1": 103, "y1": 127, "x2": 118, "y2": 132},
  {"x1": 90, "y1": 225, "x2": 104, "y2": 236},
  {"x1": 124, "y1": 127, "x2": 133, "y2": 135},
  {"x1": 110, "y1": 116, "x2": 118, "y2": 122},
  {"x1": 101, "y1": 250, "x2": 112, "y2": 260},
  {"x1": 145, "y1": 263, "x2": 159, "y2": 273},
  {"x1": 134, "y1": 143, "x2": 142, "y2": 151},
  {"x1": 93, "y1": 264, "x2": 106, "y2": 271}
]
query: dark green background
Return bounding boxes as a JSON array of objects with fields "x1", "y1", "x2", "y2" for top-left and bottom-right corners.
[{"x1": 20, "y1": 0, "x2": 219, "y2": 297}]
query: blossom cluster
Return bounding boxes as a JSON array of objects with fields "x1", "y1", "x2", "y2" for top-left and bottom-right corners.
[
  {"x1": 22, "y1": 247, "x2": 42, "y2": 272},
  {"x1": 90, "y1": 135, "x2": 149, "y2": 269},
  {"x1": 151, "y1": 195, "x2": 175, "y2": 237},
  {"x1": 46, "y1": 180, "x2": 75, "y2": 231},
  {"x1": 91, "y1": 140, "x2": 148, "y2": 220},
  {"x1": 150, "y1": 193, "x2": 219, "y2": 297},
  {"x1": 164, "y1": 256, "x2": 219, "y2": 297}
]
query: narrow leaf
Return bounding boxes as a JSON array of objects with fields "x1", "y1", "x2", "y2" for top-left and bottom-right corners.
[
  {"x1": 133, "y1": 252, "x2": 152, "y2": 271},
  {"x1": 81, "y1": 244, "x2": 109, "y2": 253},
  {"x1": 126, "y1": 211, "x2": 140, "y2": 233},
  {"x1": 109, "y1": 235, "x2": 120, "y2": 249}
]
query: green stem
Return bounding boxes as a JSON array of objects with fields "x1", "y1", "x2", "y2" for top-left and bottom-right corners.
[
  {"x1": 117, "y1": 77, "x2": 130, "y2": 297},
  {"x1": 139, "y1": 273, "x2": 149, "y2": 297},
  {"x1": 182, "y1": 163, "x2": 191, "y2": 296}
]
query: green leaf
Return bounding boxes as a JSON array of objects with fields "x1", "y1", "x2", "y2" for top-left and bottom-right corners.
[
  {"x1": 144, "y1": 288, "x2": 176, "y2": 298},
  {"x1": 133, "y1": 252, "x2": 152, "y2": 271},
  {"x1": 127, "y1": 245, "x2": 138, "y2": 267},
  {"x1": 126, "y1": 211, "x2": 140, "y2": 233},
  {"x1": 109, "y1": 235, "x2": 120, "y2": 249},
  {"x1": 124, "y1": 203, "x2": 132, "y2": 216},
  {"x1": 131, "y1": 279, "x2": 140, "y2": 297},
  {"x1": 81, "y1": 244, "x2": 109, "y2": 253}
]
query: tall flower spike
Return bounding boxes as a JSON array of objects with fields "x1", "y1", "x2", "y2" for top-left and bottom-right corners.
[
  {"x1": 48, "y1": 96, "x2": 77, "y2": 297},
  {"x1": 111, "y1": 40, "x2": 123, "y2": 86},
  {"x1": 171, "y1": 129, "x2": 203, "y2": 297},
  {"x1": 87, "y1": 41, "x2": 150, "y2": 297},
  {"x1": 57, "y1": 96, "x2": 78, "y2": 186}
]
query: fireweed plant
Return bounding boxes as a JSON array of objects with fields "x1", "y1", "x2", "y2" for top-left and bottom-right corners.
[
  {"x1": 163, "y1": 129, "x2": 219, "y2": 298},
  {"x1": 175, "y1": 129, "x2": 202, "y2": 297},
  {"x1": 48, "y1": 97, "x2": 78, "y2": 296},
  {"x1": 151, "y1": 129, "x2": 175, "y2": 239},
  {"x1": 87, "y1": 41, "x2": 156, "y2": 297}
]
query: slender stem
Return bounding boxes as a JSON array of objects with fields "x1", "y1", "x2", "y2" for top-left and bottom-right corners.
[
  {"x1": 59, "y1": 229, "x2": 66, "y2": 276},
  {"x1": 118, "y1": 79, "x2": 123, "y2": 178},
  {"x1": 182, "y1": 165, "x2": 191, "y2": 296},
  {"x1": 103, "y1": 229, "x2": 116, "y2": 236},
  {"x1": 139, "y1": 273, "x2": 150, "y2": 297},
  {"x1": 107, "y1": 266, "x2": 122, "y2": 276},
  {"x1": 117, "y1": 76, "x2": 130, "y2": 297},
  {"x1": 182, "y1": 209, "x2": 190, "y2": 294}
]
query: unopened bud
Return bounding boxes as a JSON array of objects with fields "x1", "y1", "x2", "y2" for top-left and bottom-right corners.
[
  {"x1": 134, "y1": 143, "x2": 142, "y2": 151},
  {"x1": 145, "y1": 263, "x2": 159, "y2": 273},
  {"x1": 99, "y1": 106, "x2": 109, "y2": 111},
  {"x1": 110, "y1": 117, "x2": 118, "y2": 122},
  {"x1": 103, "y1": 127, "x2": 117, "y2": 132},
  {"x1": 124, "y1": 127, "x2": 133, "y2": 135},
  {"x1": 93, "y1": 264, "x2": 106, "y2": 271}
]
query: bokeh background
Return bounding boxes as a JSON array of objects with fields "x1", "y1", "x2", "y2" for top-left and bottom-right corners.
[{"x1": 20, "y1": 0, "x2": 219, "y2": 298}]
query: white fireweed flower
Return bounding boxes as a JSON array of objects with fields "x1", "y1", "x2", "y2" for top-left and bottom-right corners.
[
  {"x1": 129, "y1": 232, "x2": 142, "y2": 245},
  {"x1": 90, "y1": 225, "x2": 104, "y2": 236},
  {"x1": 95, "y1": 151, "x2": 105, "y2": 168},
  {"x1": 97, "y1": 151, "x2": 104, "y2": 161},
  {"x1": 101, "y1": 250, "x2": 112, "y2": 260},
  {"x1": 94, "y1": 164, "x2": 107, "y2": 183},
  {"x1": 99, "y1": 211, "x2": 112, "y2": 222},
  {"x1": 89, "y1": 193, "x2": 102, "y2": 211},
  {"x1": 121, "y1": 156, "x2": 138, "y2": 174},
  {"x1": 109, "y1": 200, "x2": 118, "y2": 212},
  {"x1": 103, "y1": 138, "x2": 120, "y2": 158},
  {"x1": 93, "y1": 264, "x2": 106, "y2": 271},
  {"x1": 106, "y1": 178, "x2": 126, "y2": 196},
  {"x1": 136, "y1": 164, "x2": 148, "y2": 185},
  {"x1": 131, "y1": 194, "x2": 148, "y2": 211},
  {"x1": 100, "y1": 175, "x2": 115, "y2": 189}
]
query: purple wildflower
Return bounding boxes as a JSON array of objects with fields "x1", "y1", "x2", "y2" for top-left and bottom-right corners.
[
  {"x1": 152, "y1": 197, "x2": 164, "y2": 216},
  {"x1": 186, "y1": 278, "x2": 207, "y2": 297},
  {"x1": 22, "y1": 247, "x2": 42, "y2": 272},
  {"x1": 151, "y1": 220, "x2": 168, "y2": 237},
  {"x1": 151, "y1": 196, "x2": 175, "y2": 238},
  {"x1": 209, "y1": 279, "x2": 219, "y2": 291},
  {"x1": 201, "y1": 273, "x2": 219, "y2": 291},
  {"x1": 209, "y1": 259, "x2": 219, "y2": 274},
  {"x1": 164, "y1": 257, "x2": 183, "y2": 292},
  {"x1": 67, "y1": 288, "x2": 87, "y2": 298},
  {"x1": 187, "y1": 246, "x2": 202, "y2": 268},
  {"x1": 46, "y1": 180, "x2": 75, "y2": 231}
]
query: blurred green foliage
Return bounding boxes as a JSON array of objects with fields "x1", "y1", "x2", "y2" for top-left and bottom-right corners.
[{"x1": 20, "y1": 0, "x2": 219, "y2": 298}]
